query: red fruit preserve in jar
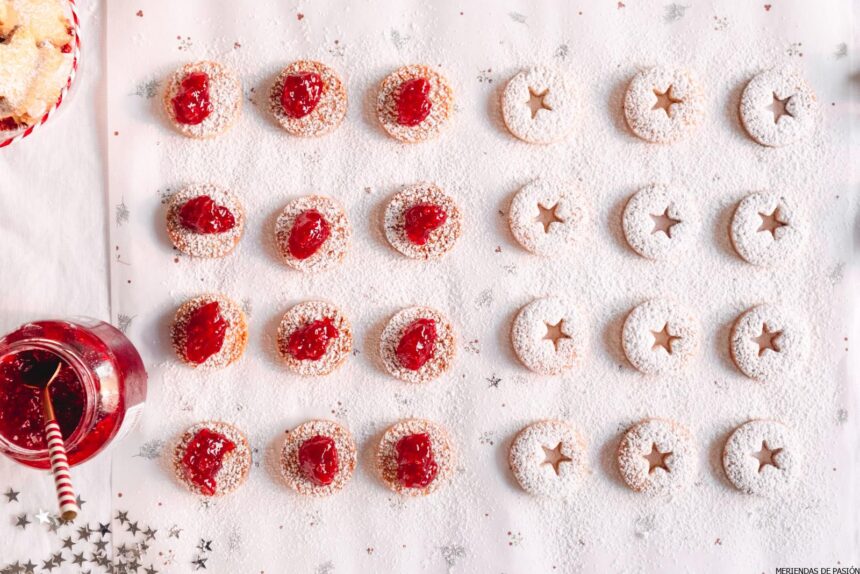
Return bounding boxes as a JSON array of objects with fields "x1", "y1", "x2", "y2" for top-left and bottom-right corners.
[{"x1": 0, "y1": 319, "x2": 147, "y2": 469}]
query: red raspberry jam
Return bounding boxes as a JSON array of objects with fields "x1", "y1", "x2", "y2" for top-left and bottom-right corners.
[
  {"x1": 396, "y1": 77, "x2": 432, "y2": 127},
  {"x1": 395, "y1": 318, "x2": 437, "y2": 371},
  {"x1": 0, "y1": 350, "x2": 84, "y2": 451},
  {"x1": 0, "y1": 319, "x2": 147, "y2": 470},
  {"x1": 0, "y1": 117, "x2": 20, "y2": 132},
  {"x1": 179, "y1": 195, "x2": 236, "y2": 234},
  {"x1": 184, "y1": 301, "x2": 227, "y2": 365},
  {"x1": 171, "y1": 72, "x2": 213, "y2": 126},
  {"x1": 280, "y1": 72, "x2": 324, "y2": 119},
  {"x1": 180, "y1": 428, "x2": 236, "y2": 496},
  {"x1": 288, "y1": 210, "x2": 331, "y2": 260},
  {"x1": 404, "y1": 204, "x2": 447, "y2": 245},
  {"x1": 61, "y1": 43, "x2": 72, "y2": 54},
  {"x1": 298, "y1": 435, "x2": 339, "y2": 486},
  {"x1": 395, "y1": 433, "x2": 438, "y2": 489},
  {"x1": 287, "y1": 318, "x2": 338, "y2": 361}
]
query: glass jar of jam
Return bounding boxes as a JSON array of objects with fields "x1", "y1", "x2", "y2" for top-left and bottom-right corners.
[{"x1": 0, "y1": 319, "x2": 147, "y2": 469}]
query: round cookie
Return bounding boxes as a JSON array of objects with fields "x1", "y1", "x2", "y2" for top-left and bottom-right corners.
[
  {"x1": 501, "y1": 66, "x2": 576, "y2": 144},
  {"x1": 617, "y1": 418, "x2": 695, "y2": 496},
  {"x1": 276, "y1": 301, "x2": 352, "y2": 376},
  {"x1": 171, "y1": 294, "x2": 248, "y2": 369},
  {"x1": 508, "y1": 179, "x2": 587, "y2": 256},
  {"x1": 739, "y1": 66, "x2": 818, "y2": 147},
  {"x1": 162, "y1": 61, "x2": 242, "y2": 139},
  {"x1": 730, "y1": 304, "x2": 806, "y2": 381},
  {"x1": 621, "y1": 299, "x2": 698, "y2": 375},
  {"x1": 376, "y1": 418, "x2": 454, "y2": 496},
  {"x1": 279, "y1": 419, "x2": 357, "y2": 497},
  {"x1": 379, "y1": 306, "x2": 456, "y2": 384},
  {"x1": 623, "y1": 66, "x2": 704, "y2": 143},
  {"x1": 509, "y1": 420, "x2": 588, "y2": 498},
  {"x1": 622, "y1": 183, "x2": 696, "y2": 260},
  {"x1": 376, "y1": 64, "x2": 453, "y2": 143},
  {"x1": 171, "y1": 421, "x2": 251, "y2": 497},
  {"x1": 275, "y1": 195, "x2": 351, "y2": 273},
  {"x1": 730, "y1": 191, "x2": 803, "y2": 266},
  {"x1": 383, "y1": 182, "x2": 462, "y2": 260},
  {"x1": 511, "y1": 297, "x2": 588, "y2": 375},
  {"x1": 165, "y1": 183, "x2": 245, "y2": 258},
  {"x1": 268, "y1": 60, "x2": 347, "y2": 137},
  {"x1": 722, "y1": 419, "x2": 799, "y2": 496}
]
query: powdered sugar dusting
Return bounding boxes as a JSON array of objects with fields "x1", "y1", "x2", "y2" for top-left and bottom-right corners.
[
  {"x1": 730, "y1": 191, "x2": 804, "y2": 266},
  {"x1": 722, "y1": 419, "x2": 799, "y2": 497},
  {"x1": 268, "y1": 60, "x2": 347, "y2": 138},
  {"x1": 171, "y1": 421, "x2": 251, "y2": 497},
  {"x1": 501, "y1": 66, "x2": 577, "y2": 144},
  {"x1": 508, "y1": 179, "x2": 588, "y2": 256},
  {"x1": 623, "y1": 66, "x2": 704, "y2": 143},
  {"x1": 383, "y1": 182, "x2": 462, "y2": 260},
  {"x1": 622, "y1": 183, "x2": 696, "y2": 260},
  {"x1": 730, "y1": 304, "x2": 807, "y2": 381},
  {"x1": 739, "y1": 66, "x2": 818, "y2": 147},
  {"x1": 376, "y1": 64, "x2": 453, "y2": 143},
  {"x1": 617, "y1": 418, "x2": 696, "y2": 497},
  {"x1": 376, "y1": 418, "x2": 454, "y2": 496},
  {"x1": 274, "y1": 195, "x2": 351, "y2": 273},
  {"x1": 621, "y1": 298, "x2": 699, "y2": 375},
  {"x1": 510, "y1": 296, "x2": 588, "y2": 375},
  {"x1": 379, "y1": 306, "x2": 456, "y2": 384},
  {"x1": 162, "y1": 60, "x2": 242, "y2": 139},
  {"x1": 279, "y1": 419, "x2": 357, "y2": 497},
  {"x1": 276, "y1": 300, "x2": 352, "y2": 376},
  {"x1": 165, "y1": 183, "x2": 245, "y2": 258},
  {"x1": 170, "y1": 293, "x2": 248, "y2": 369},
  {"x1": 508, "y1": 420, "x2": 588, "y2": 498}
]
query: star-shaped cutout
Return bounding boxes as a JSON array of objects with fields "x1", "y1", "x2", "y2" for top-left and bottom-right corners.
[
  {"x1": 752, "y1": 324, "x2": 782, "y2": 356},
  {"x1": 526, "y1": 87, "x2": 552, "y2": 119},
  {"x1": 757, "y1": 208, "x2": 787, "y2": 238},
  {"x1": 3, "y1": 487, "x2": 19, "y2": 502},
  {"x1": 543, "y1": 320, "x2": 571, "y2": 351},
  {"x1": 534, "y1": 202, "x2": 563, "y2": 233},
  {"x1": 751, "y1": 440, "x2": 783, "y2": 471},
  {"x1": 643, "y1": 443, "x2": 671, "y2": 473},
  {"x1": 651, "y1": 86, "x2": 683, "y2": 114},
  {"x1": 541, "y1": 443, "x2": 572, "y2": 475},
  {"x1": 651, "y1": 323, "x2": 680, "y2": 354},
  {"x1": 766, "y1": 92, "x2": 793, "y2": 124},
  {"x1": 650, "y1": 208, "x2": 681, "y2": 237}
]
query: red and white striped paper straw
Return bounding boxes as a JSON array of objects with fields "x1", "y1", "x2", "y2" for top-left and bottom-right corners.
[
  {"x1": 45, "y1": 419, "x2": 79, "y2": 521},
  {"x1": 0, "y1": 0, "x2": 82, "y2": 149}
]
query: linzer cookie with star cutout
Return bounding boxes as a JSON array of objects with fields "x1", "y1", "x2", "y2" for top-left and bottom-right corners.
[
  {"x1": 730, "y1": 191, "x2": 804, "y2": 266},
  {"x1": 171, "y1": 294, "x2": 248, "y2": 369},
  {"x1": 730, "y1": 304, "x2": 807, "y2": 381},
  {"x1": 276, "y1": 301, "x2": 352, "y2": 376},
  {"x1": 376, "y1": 418, "x2": 454, "y2": 496},
  {"x1": 722, "y1": 419, "x2": 799, "y2": 497},
  {"x1": 621, "y1": 298, "x2": 698, "y2": 375},
  {"x1": 622, "y1": 183, "x2": 697, "y2": 260},
  {"x1": 383, "y1": 182, "x2": 462, "y2": 260},
  {"x1": 379, "y1": 306, "x2": 456, "y2": 384},
  {"x1": 740, "y1": 66, "x2": 818, "y2": 147},
  {"x1": 376, "y1": 64, "x2": 453, "y2": 143},
  {"x1": 501, "y1": 66, "x2": 577, "y2": 144},
  {"x1": 172, "y1": 421, "x2": 251, "y2": 497},
  {"x1": 275, "y1": 195, "x2": 351, "y2": 273},
  {"x1": 616, "y1": 418, "x2": 695, "y2": 496},
  {"x1": 269, "y1": 60, "x2": 347, "y2": 137},
  {"x1": 623, "y1": 66, "x2": 704, "y2": 143},
  {"x1": 279, "y1": 420, "x2": 357, "y2": 497},
  {"x1": 509, "y1": 420, "x2": 588, "y2": 498},
  {"x1": 162, "y1": 61, "x2": 242, "y2": 139},
  {"x1": 508, "y1": 179, "x2": 587, "y2": 257},
  {"x1": 511, "y1": 296, "x2": 588, "y2": 375},
  {"x1": 165, "y1": 183, "x2": 245, "y2": 258}
]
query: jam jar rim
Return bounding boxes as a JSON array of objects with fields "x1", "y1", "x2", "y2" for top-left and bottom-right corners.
[{"x1": 0, "y1": 338, "x2": 99, "y2": 462}]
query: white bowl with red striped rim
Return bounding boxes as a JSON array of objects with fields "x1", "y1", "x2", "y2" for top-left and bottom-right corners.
[{"x1": 0, "y1": 0, "x2": 83, "y2": 149}]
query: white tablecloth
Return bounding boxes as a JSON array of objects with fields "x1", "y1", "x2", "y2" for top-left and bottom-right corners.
[{"x1": 2, "y1": 1, "x2": 859, "y2": 573}]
